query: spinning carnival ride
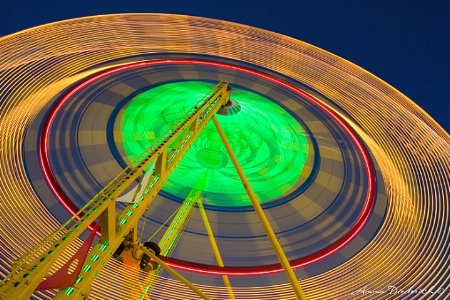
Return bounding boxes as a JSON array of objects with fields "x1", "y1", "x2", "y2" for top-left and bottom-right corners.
[{"x1": 0, "y1": 14, "x2": 448, "y2": 300}]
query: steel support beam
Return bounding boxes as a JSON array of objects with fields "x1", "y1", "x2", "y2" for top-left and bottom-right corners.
[
  {"x1": 197, "y1": 198, "x2": 235, "y2": 299},
  {"x1": 0, "y1": 82, "x2": 230, "y2": 300},
  {"x1": 211, "y1": 116, "x2": 307, "y2": 300},
  {"x1": 143, "y1": 248, "x2": 212, "y2": 300}
]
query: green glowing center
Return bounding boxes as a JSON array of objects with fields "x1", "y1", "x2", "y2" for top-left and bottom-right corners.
[{"x1": 119, "y1": 81, "x2": 309, "y2": 207}]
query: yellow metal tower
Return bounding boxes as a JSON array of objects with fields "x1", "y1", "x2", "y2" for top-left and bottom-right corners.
[{"x1": 0, "y1": 82, "x2": 307, "y2": 300}]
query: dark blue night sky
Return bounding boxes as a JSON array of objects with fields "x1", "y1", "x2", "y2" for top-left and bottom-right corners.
[{"x1": 1, "y1": 0, "x2": 449, "y2": 133}]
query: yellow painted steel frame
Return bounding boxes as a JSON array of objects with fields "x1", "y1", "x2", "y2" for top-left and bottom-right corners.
[
  {"x1": 197, "y1": 199, "x2": 235, "y2": 300},
  {"x1": 134, "y1": 185, "x2": 202, "y2": 298},
  {"x1": 212, "y1": 116, "x2": 308, "y2": 300},
  {"x1": 140, "y1": 175, "x2": 236, "y2": 299},
  {"x1": 141, "y1": 248, "x2": 212, "y2": 300},
  {"x1": 158, "y1": 180, "x2": 205, "y2": 257},
  {"x1": 0, "y1": 82, "x2": 230, "y2": 300}
]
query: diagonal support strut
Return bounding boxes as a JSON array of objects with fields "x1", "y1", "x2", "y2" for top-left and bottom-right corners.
[{"x1": 211, "y1": 115, "x2": 308, "y2": 300}]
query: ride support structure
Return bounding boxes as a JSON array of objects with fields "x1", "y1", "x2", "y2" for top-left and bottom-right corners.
[{"x1": 0, "y1": 81, "x2": 307, "y2": 300}]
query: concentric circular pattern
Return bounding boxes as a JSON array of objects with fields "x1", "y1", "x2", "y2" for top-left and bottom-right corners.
[
  {"x1": 118, "y1": 81, "x2": 310, "y2": 208},
  {"x1": 25, "y1": 58, "x2": 382, "y2": 284},
  {"x1": 0, "y1": 14, "x2": 448, "y2": 300}
]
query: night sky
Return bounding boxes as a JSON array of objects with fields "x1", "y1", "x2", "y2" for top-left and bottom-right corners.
[{"x1": 1, "y1": 0, "x2": 449, "y2": 133}]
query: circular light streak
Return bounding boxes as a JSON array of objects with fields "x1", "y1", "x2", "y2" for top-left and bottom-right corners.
[
  {"x1": 38, "y1": 58, "x2": 376, "y2": 276},
  {"x1": 0, "y1": 14, "x2": 448, "y2": 299}
]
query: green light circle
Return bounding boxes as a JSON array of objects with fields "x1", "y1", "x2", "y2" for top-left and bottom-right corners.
[{"x1": 120, "y1": 81, "x2": 309, "y2": 207}]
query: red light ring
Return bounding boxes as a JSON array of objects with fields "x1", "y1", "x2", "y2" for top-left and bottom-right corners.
[{"x1": 39, "y1": 58, "x2": 376, "y2": 276}]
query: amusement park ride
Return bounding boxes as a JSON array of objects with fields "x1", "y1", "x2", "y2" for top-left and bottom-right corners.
[{"x1": 0, "y1": 82, "x2": 307, "y2": 299}]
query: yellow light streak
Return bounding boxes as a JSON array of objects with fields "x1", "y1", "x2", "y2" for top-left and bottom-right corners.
[{"x1": 0, "y1": 13, "x2": 448, "y2": 300}]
